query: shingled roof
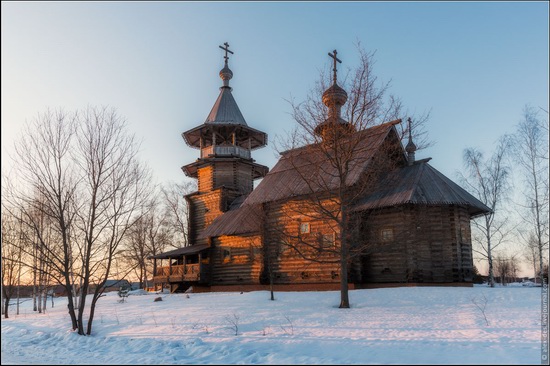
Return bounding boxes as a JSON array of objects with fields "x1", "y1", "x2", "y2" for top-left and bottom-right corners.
[
  {"x1": 182, "y1": 86, "x2": 267, "y2": 150},
  {"x1": 197, "y1": 121, "x2": 401, "y2": 239},
  {"x1": 195, "y1": 119, "x2": 490, "y2": 240},
  {"x1": 149, "y1": 244, "x2": 210, "y2": 259},
  {"x1": 243, "y1": 120, "x2": 402, "y2": 206},
  {"x1": 199, "y1": 204, "x2": 263, "y2": 239},
  {"x1": 352, "y1": 159, "x2": 491, "y2": 217},
  {"x1": 205, "y1": 86, "x2": 247, "y2": 125}
]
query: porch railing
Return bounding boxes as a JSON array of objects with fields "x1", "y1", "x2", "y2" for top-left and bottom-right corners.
[{"x1": 154, "y1": 264, "x2": 201, "y2": 281}]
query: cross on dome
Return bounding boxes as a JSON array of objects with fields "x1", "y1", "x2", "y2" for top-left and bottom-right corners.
[
  {"x1": 219, "y1": 42, "x2": 234, "y2": 65},
  {"x1": 218, "y1": 42, "x2": 234, "y2": 87},
  {"x1": 328, "y1": 50, "x2": 342, "y2": 85}
]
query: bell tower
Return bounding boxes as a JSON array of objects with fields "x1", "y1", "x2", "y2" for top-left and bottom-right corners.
[{"x1": 182, "y1": 43, "x2": 269, "y2": 245}]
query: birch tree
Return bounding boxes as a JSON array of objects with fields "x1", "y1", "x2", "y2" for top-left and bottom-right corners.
[
  {"x1": 6, "y1": 108, "x2": 81, "y2": 329},
  {"x1": 511, "y1": 105, "x2": 549, "y2": 285},
  {"x1": 1, "y1": 210, "x2": 23, "y2": 318},
  {"x1": 459, "y1": 138, "x2": 512, "y2": 287},
  {"x1": 524, "y1": 232, "x2": 541, "y2": 279}
]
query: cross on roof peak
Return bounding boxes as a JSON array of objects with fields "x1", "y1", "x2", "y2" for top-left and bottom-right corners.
[
  {"x1": 219, "y1": 42, "x2": 234, "y2": 65},
  {"x1": 407, "y1": 117, "x2": 413, "y2": 140},
  {"x1": 328, "y1": 49, "x2": 342, "y2": 85}
]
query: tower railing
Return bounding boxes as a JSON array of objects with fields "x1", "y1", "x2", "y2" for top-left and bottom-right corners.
[{"x1": 201, "y1": 145, "x2": 251, "y2": 159}]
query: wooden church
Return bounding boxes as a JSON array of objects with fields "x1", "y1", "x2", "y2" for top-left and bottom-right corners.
[{"x1": 151, "y1": 44, "x2": 491, "y2": 293}]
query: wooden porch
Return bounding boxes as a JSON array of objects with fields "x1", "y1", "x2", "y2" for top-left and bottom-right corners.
[
  {"x1": 153, "y1": 263, "x2": 202, "y2": 283},
  {"x1": 149, "y1": 244, "x2": 211, "y2": 291}
]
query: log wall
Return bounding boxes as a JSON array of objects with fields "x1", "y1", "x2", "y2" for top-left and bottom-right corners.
[
  {"x1": 187, "y1": 187, "x2": 243, "y2": 246},
  {"x1": 202, "y1": 202, "x2": 474, "y2": 287},
  {"x1": 263, "y1": 198, "x2": 342, "y2": 285},
  {"x1": 188, "y1": 189, "x2": 224, "y2": 246},
  {"x1": 197, "y1": 161, "x2": 255, "y2": 195},
  {"x1": 209, "y1": 234, "x2": 263, "y2": 285},
  {"x1": 361, "y1": 205, "x2": 473, "y2": 283},
  {"x1": 191, "y1": 195, "x2": 474, "y2": 287}
]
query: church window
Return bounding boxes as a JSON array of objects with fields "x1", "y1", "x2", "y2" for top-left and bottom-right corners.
[
  {"x1": 222, "y1": 247, "x2": 231, "y2": 263},
  {"x1": 321, "y1": 233, "x2": 336, "y2": 248},
  {"x1": 381, "y1": 228, "x2": 394, "y2": 242}
]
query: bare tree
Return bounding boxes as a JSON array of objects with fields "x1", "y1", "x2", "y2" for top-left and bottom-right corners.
[
  {"x1": 523, "y1": 232, "x2": 541, "y2": 279},
  {"x1": 73, "y1": 106, "x2": 152, "y2": 335},
  {"x1": 24, "y1": 193, "x2": 57, "y2": 314},
  {"x1": 494, "y1": 253, "x2": 520, "y2": 285},
  {"x1": 511, "y1": 105, "x2": 549, "y2": 286},
  {"x1": 124, "y1": 214, "x2": 149, "y2": 288},
  {"x1": 5, "y1": 108, "x2": 81, "y2": 329},
  {"x1": 5, "y1": 106, "x2": 151, "y2": 335},
  {"x1": 124, "y1": 196, "x2": 173, "y2": 289},
  {"x1": 259, "y1": 203, "x2": 282, "y2": 301},
  {"x1": 471, "y1": 293, "x2": 489, "y2": 326},
  {"x1": 225, "y1": 313, "x2": 240, "y2": 336},
  {"x1": 161, "y1": 181, "x2": 195, "y2": 246},
  {"x1": 276, "y1": 45, "x2": 430, "y2": 308},
  {"x1": 2, "y1": 189, "x2": 59, "y2": 316},
  {"x1": 539, "y1": 263, "x2": 549, "y2": 283},
  {"x1": 1, "y1": 210, "x2": 23, "y2": 318},
  {"x1": 459, "y1": 138, "x2": 512, "y2": 287}
]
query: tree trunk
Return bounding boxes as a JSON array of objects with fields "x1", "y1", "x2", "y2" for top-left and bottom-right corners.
[
  {"x1": 37, "y1": 288, "x2": 42, "y2": 314},
  {"x1": 16, "y1": 244, "x2": 21, "y2": 316},
  {"x1": 140, "y1": 265, "x2": 144, "y2": 290},
  {"x1": 339, "y1": 259, "x2": 350, "y2": 308},
  {"x1": 3, "y1": 295, "x2": 10, "y2": 319},
  {"x1": 32, "y1": 272, "x2": 37, "y2": 311},
  {"x1": 339, "y1": 209, "x2": 350, "y2": 308},
  {"x1": 486, "y1": 217, "x2": 495, "y2": 287},
  {"x1": 64, "y1": 273, "x2": 78, "y2": 330},
  {"x1": 269, "y1": 270, "x2": 275, "y2": 301},
  {"x1": 77, "y1": 292, "x2": 86, "y2": 335},
  {"x1": 16, "y1": 281, "x2": 20, "y2": 316},
  {"x1": 86, "y1": 293, "x2": 101, "y2": 335},
  {"x1": 42, "y1": 289, "x2": 47, "y2": 313}
]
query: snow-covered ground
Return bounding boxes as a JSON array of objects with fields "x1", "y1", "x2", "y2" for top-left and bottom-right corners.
[{"x1": 1, "y1": 285, "x2": 545, "y2": 364}]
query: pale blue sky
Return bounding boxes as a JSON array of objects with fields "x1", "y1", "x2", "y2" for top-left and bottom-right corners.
[{"x1": 2, "y1": 1, "x2": 548, "y2": 189}]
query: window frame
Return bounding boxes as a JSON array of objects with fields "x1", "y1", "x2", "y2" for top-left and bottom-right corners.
[{"x1": 380, "y1": 227, "x2": 394, "y2": 242}]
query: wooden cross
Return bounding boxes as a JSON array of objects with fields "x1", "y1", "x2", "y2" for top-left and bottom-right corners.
[
  {"x1": 328, "y1": 49, "x2": 342, "y2": 84},
  {"x1": 219, "y1": 42, "x2": 234, "y2": 64}
]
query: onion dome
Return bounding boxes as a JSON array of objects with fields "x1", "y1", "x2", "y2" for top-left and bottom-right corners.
[
  {"x1": 322, "y1": 83, "x2": 348, "y2": 107},
  {"x1": 218, "y1": 42, "x2": 234, "y2": 88},
  {"x1": 406, "y1": 137, "x2": 417, "y2": 153},
  {"x1": 314, "y1": 49, "x2": 355, "y2": 137},
  {"x1": 220, "y1": 64, "x2": 233, "y2": 87}
]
